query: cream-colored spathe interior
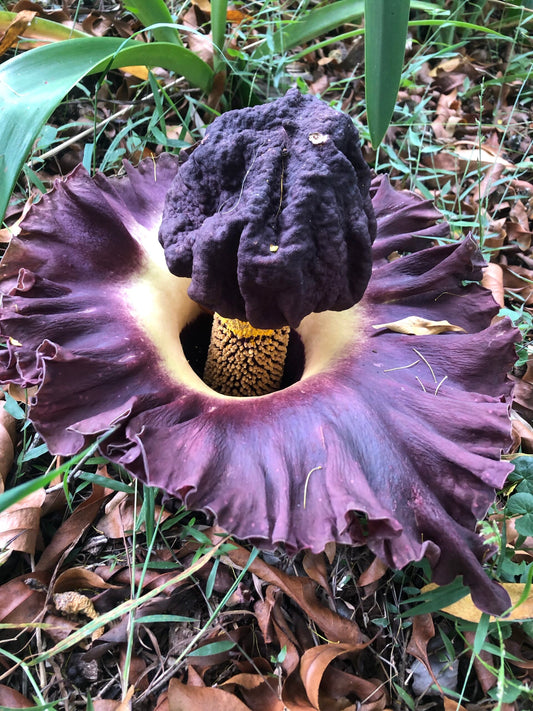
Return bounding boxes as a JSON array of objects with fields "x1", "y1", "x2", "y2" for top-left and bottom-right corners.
[{"x1": 125, "y1": 231, "x2": 362, "y2": 400}]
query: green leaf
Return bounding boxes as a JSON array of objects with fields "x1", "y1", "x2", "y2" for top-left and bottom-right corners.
[
  {"x1": 188, "y1": 640, "x2": 236, "y2": 657},
  {"x1": 253, "y1": 0, "x2": 364, "y2": 58},
  {"x1": 0, "y1": 11, "x2": 88, "y2": 42},
  {"x1": 364, "y1": 0, "x2": 411, "y2": 148},
  {"x1": 0, "y1": 37, "x2": 213, "y2": 222},
  {"x1": 211, "y1": 0, "x2": 228, "y2": 74},
  {"x1": 123, "y1": 1, "x2": 182, "y2": 45}
]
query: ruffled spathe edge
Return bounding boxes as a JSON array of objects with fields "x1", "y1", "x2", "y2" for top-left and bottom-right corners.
[{"x1": 0, "y1": 158, "x2": 519, "y2": 614}]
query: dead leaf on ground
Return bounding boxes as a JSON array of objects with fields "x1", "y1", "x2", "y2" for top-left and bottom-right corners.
[
  {"x1": 0, "y1": 684, "x2": 33, "y2": 707},
  {"x1": 481, "y1": 262, "x2": 505, "y2": 308},
  {"x1": 299, "y1": 643, "x2": 374, "y2": 708},
  {"x1": 36, "y1": 482, "x2": 111, "y2": 572},
  {"x1": 357, "y1": 556, "x2": 388, "y2": 588},
  {"x1": 215, "y1": 534, "x2": 365, "y2": 646},
  {"x1": 0, "y1": 399, "x2": 17, "y2": 490},
  {"x1": 372, "y1": 316, "x2": 465, "y2": 335},
  {"x1": 0, "y1": 10, "x2": 37, "y2": 57},
  {"x1": 302, "y1": 551, "x2": 331, "y2": 595},
  {"x1": 167, "y1": 677, "x2": 252, "y2": 711},
  {"x1": 0, "y1": 487, "x2": 45, "y2": 559},
  {"x1": 422, "y1": 582, "x2": 533, "y2": 622},
  {"x1": 405, "y1": 614, "x2": 440, "y2": 691}
]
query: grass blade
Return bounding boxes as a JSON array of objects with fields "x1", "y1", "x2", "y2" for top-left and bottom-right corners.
[
  {"x1": 0, "y1": 37, "x2": 212, "y2": 222},
  {"x1": 253, "y1": 0, "x2": 364, "y2": 58},
  {"x1": 364, "y1": 0, "x2": 411, "y2": 148}
]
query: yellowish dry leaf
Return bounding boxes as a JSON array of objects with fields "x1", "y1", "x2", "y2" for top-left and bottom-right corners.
[
  {"x1": 422, "y1": 582, "x2": 533, "y2": 622},
  {"x1": 372, "y1": 316, "x2": 466, "y2": 335},
  {"x1": 0, "y1": 10, "x2": 36, "y2": 57}
]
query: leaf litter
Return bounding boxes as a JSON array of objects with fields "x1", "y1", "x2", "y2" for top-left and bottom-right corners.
[{"x1": 0, "y1": 1, "x2": 532, "y2": 709}]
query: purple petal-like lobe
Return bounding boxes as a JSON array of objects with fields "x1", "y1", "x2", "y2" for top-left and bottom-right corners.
[{"x1": 0, "y1": 158, "x2": 518, "y2": 614}]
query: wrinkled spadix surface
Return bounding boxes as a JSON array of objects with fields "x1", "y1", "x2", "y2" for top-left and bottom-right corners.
[{"x1": 0, "y1": 154, "x2": 518, "y2": 614}]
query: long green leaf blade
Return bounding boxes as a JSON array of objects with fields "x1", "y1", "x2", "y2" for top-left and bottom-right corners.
[
  {"x1": 364, "y1": 0, "x2": 410, "y2": 148},
  {"x1": 211, "y1": 0, "x2": 228, "y2": 74},
  {"x1": 253, "y1": 0, "x2": 364, "y2": 58},
  {"x1": 0, "y1": 37, "x2": 212, "y2": 222},
  {"x1": 123, "y1": 1, "x2": 182, "y2": 45}
]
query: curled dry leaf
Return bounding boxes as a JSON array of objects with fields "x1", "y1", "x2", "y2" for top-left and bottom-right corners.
[
  {"x1": 217, "y1": 538, "x2": 365, "y2": 646},
  {"x1": 302, "y1": 551, "x2": 331, "y2": 595},
  {"x1": 52, "y1": 566, "x2": 117, "y2": 594},
  {"x1": 405, "y1": 614, "x2": 439, "y2": 691},
  {"x1": 167, "y1": 677, "x2": 252, "y2": 711},
  {"x1": 299, "y1": 642, "x2": 370, "y2": 709},
  {"x1": 372, "y1": 316, "x2": 465, "y2": 335},
  {"x1": 0, "y1": 487, "x2": 45, "y2": 558},
  {"x1": 481, "y1": 262, "x2": 505, "y2": 309},
  {"x1": 221, "y1": 673, "x2": 284, "y2": 711},
  {"x1": 357, "y1": 556, "x2": 388, "y2": 588}
]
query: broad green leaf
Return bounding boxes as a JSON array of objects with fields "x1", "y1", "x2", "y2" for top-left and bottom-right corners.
[
  {"x1": 123, "y1": 0, "x2": 182, "y2": 45},
  {"x1": 364, "y1": 0, "x2": 411, "y2": 148},
  {"x1": 0, "y1": 37, "x2": 213, "y2": 222},
  {"x1": 253, "y1": 0, "x2": 364, "y2": 58},
  {"x1": 0, "y1": 11, "x2": 88, "y2": 42}
]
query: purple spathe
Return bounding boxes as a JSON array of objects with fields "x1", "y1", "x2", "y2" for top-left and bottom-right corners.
[{"x1": 0, "y1": 155, "x2": 518, "y2": 614}]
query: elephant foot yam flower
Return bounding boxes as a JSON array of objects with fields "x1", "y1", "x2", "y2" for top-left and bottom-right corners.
[{"x1": 0, "y1": 93, "x2": 519, "y2": 615}]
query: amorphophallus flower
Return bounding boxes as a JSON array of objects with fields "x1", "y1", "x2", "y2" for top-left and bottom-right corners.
[{"x1": 0, "y1": 90, "x2": 518, "y2": 614}]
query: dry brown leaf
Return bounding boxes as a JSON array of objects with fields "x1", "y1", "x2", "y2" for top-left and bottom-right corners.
[
  {"x1": 299, "y1": 643, "x2": 370, "y2": 708},
  {"x1": 36, "y1": 483, "x2": 111, "y2": 572},
  {"x1": 222, "y1": 674, "x2": 284, "y2": 711},
  {"x1": 167, "y1": 677, "x2": 252, "y2": 711},
  {"x1": 422, "y1": 582, "x2": 533, "y2": 621},
  {"x1": 405, "y1": 614, "x2": 439, "y2": 692},
  {"x1": 454, "y1": 145, "x2": 514, "y2": 169},
  {"x1": 372, "y1": 316, "x2": 465, "y2": 335},
  {"x1": 217, "y1": 536, "x2": 365, "y2": 646},
  {"x1": 53, "y1": 566, "x2": 117, "y2": 594},
  {"x1": 93, "y1": 687, "x2": 134, "y2": 711},
  {"x1": 0, "y1": 399, "x2": 17, "y2": 491},
  {"x1": 0, "y1": 684, "x2": 33, "y2": 707},
  {"x1": 0, "y1": 487, "x2": 45, "y2": 558},
  {"x1": 357, "y1": 556, "x2": 388, "y2": 588},
  {"x1": 302, "y1": 551, "x2": 331, "y2": 595},
  {"x1": 0, "y1": 570, "x2": 49, "y2": 626},
  {"x1": 481, "y1": 262, "x2": 505, "y2": 308},
  {"x1": 97, "y1": 492, "x2": 168, "y2": 539},
  {"x1": 442, "y1": 698, "x2": 468, "y2": 711},
  {"x1": 0, "y1": 10, "x2": 37, "y2": 57},
  {"x1": 120, "y1": 645, "x2": 149, "y2": 692}
]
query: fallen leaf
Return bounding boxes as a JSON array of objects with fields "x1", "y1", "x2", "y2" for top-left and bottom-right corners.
[
  {"x1": 302, "y1": 551, "x2": 331, "y2": 595},
  {"x1": 405, "y1": 614, "x2": 440, "y2": 691},
  {"x1": 299, "y1": 643, "x2": 368, "y2": 708},
  {"x1": 422, "y1": 582, "x2": 533, "y2": 621},
  {"x1": 0, "y1": 684, "x2": 34, "y2": 707},
  {"x1": 0, "y1": 399, "x2": 17, "y2": 491},
  {"x1": 36, "y1": 483, "x2": 111, "y2": 572},
  {"x1": 372, "y1": 316, "x2": 465, "y2": 335},
  {"x1": 481, "y1": 262, "x2": 505, "y2": 308},
  {"x1": 357, "y1": 556, "x2": 388, "y2": 587},
  {"x1": 0, "y1": 487, "x2": 45, "y2": 558},
  {"x1": 167, "y1": 677, "x2": 252, "y2": 711},
  {"x1": 52, "y1": 566, "x2": 117, "y2": 594},
  {"x1": 216, "y1": 536, "x2": 365, "y2": 646},
  {"x1": 0, "y1": 10, "x2": 36, "y2": 57}
]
